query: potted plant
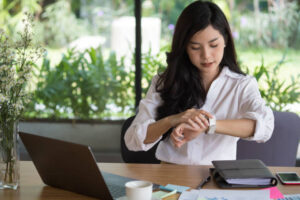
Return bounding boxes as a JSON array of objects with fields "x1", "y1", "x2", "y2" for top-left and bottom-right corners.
[{"x1": 0, "y1": 13, "x2": 43, "y2": 190}]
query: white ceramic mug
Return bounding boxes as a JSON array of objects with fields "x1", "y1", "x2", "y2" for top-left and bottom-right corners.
[{"x1": 125, "y1": 180, "x2": 152, "y2": 200}]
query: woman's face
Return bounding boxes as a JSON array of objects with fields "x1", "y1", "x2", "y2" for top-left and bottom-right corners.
[{"x1": 186, "y1": 25, "x2": 225, "y2": 76}]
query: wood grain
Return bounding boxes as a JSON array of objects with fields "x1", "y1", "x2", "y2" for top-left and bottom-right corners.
[{"x1": 0, "y1": 161, "x2": 299, "y2": 200}]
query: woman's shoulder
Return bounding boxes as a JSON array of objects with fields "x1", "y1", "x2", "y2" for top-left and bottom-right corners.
[
  {"x1": 223, "y1": 66, "x2": 255, "y2": 83},
  {"x1": 151, "y1": 74, "x2": 165, "y2": 89},
  {"x1": 222, "y1": 67, "x2": 260, "y2": 91},
  {"x1": 152, "y1": 74, "x2": 160, "y2": 83}
]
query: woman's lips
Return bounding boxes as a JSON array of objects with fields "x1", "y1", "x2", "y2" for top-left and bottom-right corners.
[{"x1": 201, "y1": 62, "x2": 214, "y2": 67}]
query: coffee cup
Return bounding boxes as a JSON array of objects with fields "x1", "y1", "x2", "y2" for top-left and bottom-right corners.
[{"x1": 125, "y1": 180, "x2": 152, "y2": 200}]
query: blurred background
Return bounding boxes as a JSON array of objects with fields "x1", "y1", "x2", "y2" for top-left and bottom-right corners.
[{"x1": 1, "y1": 0, "x2": 299, "y2": 120}]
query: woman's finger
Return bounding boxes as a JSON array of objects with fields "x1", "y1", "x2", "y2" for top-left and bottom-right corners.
[
  {"x1": 199, "y1": 110, "x2": 213, "y2": 118},
  {"x1": 171, "y1": 135, "x2": 185, "y2": 148},
  {"x1": 193, "y1": 116, "x2": 206, "y2": 128},
  {"x1": 175, "y1": 139, "x2": 186, "y2": 148},
  {"x1": 172, "y1": 133, "x2": 183, "y2": 143},
  {"x1": 197, "y1": 114, "x2": 209, "y2": 127},
  {"x1": 187, "y1": 118, "x2": 199, "y2": 130},
  {"x1": 171, "y1": 126, "x2": 185, "y2": 141},
  {"x1": 171, "y1": 134, "x2": 181, "y2": 146},
  {"x1": 174, "y1": 125, "x2": 185, "y2": 137}
]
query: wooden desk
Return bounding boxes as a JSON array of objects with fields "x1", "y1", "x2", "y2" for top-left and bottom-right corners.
[{"x1": 0, "y1": 161, "x2": 299, "y2": 200}]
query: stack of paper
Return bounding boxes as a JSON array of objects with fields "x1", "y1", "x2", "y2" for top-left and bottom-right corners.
[{"x1": 179, "y1": 189, "x2": 270, "y2": 200}]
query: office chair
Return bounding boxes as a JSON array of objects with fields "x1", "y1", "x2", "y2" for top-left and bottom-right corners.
[
  {"x1": 120, "y1": 116, "x2": 160, "y2": 163},
  {"x1": 237, "y1": 111, "x2": 300, "y2": 166}
]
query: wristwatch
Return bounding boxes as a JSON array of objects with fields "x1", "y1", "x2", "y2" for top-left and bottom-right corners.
[{"x1": 206, "y1": 115, "x2": 216, "y2": 135}]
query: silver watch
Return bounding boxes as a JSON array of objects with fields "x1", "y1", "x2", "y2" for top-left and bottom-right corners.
[{"x1": 206, "y1": 116, "x2": 216, "y2": 135}]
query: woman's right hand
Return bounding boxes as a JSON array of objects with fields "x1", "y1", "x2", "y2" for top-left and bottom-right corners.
[
  {"x1": 169, "y1": 109, "x2": 213, "y2": 148},
  {"x1": 169, "y1": 108, "x2": 213, "y2": 128},
  {"x1": 170, "y1": 118, "x2": 208, "y2": 148}
]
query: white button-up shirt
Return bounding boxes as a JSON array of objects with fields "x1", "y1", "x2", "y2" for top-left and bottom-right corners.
[{"x1": 124, "y1": 67, "x2": 274, "y2": 165}]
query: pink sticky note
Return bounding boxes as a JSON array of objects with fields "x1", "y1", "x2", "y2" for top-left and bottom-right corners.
[{"x1": 262, "y1": 186, "x2": 284, "y2": 199}]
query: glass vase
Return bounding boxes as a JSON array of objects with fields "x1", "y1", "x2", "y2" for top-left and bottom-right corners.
[{"x1": 0, "y1": 121, "x2": 20, "y2": 190}]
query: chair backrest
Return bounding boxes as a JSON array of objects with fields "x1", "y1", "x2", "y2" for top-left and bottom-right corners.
[
  {"x1": 120, "y1": 116, "x2": 160, "y2": 163},
  {"x1": 237, "y1": 111, "x2": 300, "y2": 166}
]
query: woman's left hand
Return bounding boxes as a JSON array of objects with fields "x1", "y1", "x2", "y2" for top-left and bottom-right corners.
[{"x1": 171, "y1": 115, "x2": 209, "y2": 148}]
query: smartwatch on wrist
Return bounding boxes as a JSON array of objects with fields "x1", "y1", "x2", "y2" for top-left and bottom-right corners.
[{"x1": 206, "y1": 115, "x2": 216, "y2": 135}]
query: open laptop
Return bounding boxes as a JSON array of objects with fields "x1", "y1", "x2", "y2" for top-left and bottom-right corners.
[{"x1": 19, "y1": 131, "x2": 135, "y2": 200}]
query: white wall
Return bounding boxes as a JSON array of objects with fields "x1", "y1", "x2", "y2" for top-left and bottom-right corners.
[
  {"x1": 19, "y1": 121, "x2": 124, "y2": 162},
  {"x1": 111, "y1": 16, "x2": 161, "y2": 60}
]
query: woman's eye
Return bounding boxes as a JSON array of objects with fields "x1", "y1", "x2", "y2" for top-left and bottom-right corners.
[
  {"x1": 191, "y1": 47, "x2": 200, "y2": 50},
  {"x1": 211, "y1": 44, "x2": 218, "y2": 48}
]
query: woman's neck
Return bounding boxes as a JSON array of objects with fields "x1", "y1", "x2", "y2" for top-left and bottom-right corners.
[{"x1": 201, "y1": 68, "x2": 220, "y2": 92}]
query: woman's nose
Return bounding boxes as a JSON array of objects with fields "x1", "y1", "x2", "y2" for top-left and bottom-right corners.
[{"x1": 200, "y1": 47, "x2": 210, "y2": 60}]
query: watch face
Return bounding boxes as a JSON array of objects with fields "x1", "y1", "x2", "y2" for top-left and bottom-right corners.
[{"x1": 210, "y1": 116, "x2": 216, "y2": 125}]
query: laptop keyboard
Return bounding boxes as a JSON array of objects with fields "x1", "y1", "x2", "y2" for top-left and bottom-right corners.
[
  {"x1": 106, "y1": 184, "x2": 126, "y2": 199},
  {"x1": 102, "y1": 172, "x2": 135, "y2": 199}
]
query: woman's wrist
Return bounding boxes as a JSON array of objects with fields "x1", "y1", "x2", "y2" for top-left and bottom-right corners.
[{"x1": 166, "y1": 115, "x2": 176, "y2": 128}]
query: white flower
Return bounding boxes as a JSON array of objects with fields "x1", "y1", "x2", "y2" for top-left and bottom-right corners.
[
  {"x1": 18, "y1": 79, "x2": 25, "y2": 84},
  {"x1": 24, "y1": 73, "x2": 31, "y2": 80},
  {"x1": 0, "y1": 93, "x2": 7, "y2": 103}
]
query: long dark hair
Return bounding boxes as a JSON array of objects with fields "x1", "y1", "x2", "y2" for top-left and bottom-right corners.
[{"x1": 156, "y1": 1, "x2": 244, "y2": 123}]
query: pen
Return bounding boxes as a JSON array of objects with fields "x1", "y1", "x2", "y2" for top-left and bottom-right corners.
[
  {"x1": 197, "y1": 176, "x2": 211, "y2": 189},
  {"x1": 161, "y1": 189, "x2": 177, "y2": 198},
  {"x1": 159, "y1": 185, "x2": 175, "y2": 192}
]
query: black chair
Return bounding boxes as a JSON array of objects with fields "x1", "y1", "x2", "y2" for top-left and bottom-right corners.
[
  {"x1": 120, "y1": 116, "x2": 160, "y2": 163},
  {"x1": 237, "y1": 111, "x2": 300, "y2": 166}
]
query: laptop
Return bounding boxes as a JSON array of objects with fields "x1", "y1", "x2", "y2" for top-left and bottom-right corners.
[{"x1": 18, "y1": 131, "x2": 135, "y2": 200}]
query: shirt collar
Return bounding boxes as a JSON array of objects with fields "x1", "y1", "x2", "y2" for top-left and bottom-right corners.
[{"x1": 220, "y1": 66, "x2": 244, "y2": 79}]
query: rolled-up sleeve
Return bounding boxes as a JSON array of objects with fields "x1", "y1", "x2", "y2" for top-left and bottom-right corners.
[
  {"x1": 238, "y1": 77, "x2": 274, "y2": 142},
  {"x1": 124, "y1": 76, "x2": 163, "y2": 151}
]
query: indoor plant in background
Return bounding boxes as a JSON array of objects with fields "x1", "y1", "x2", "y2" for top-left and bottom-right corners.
[{"x1": 0, "y1": 13, "x2": 43, "y2": 189}]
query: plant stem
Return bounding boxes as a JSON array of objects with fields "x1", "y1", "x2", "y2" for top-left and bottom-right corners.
[{"x1": 1, "y1": 120, "x2": 16, "y2": 184}]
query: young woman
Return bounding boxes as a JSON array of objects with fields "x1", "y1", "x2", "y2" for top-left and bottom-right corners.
[{"x1": 124, "y1": 1, "x2": 274, "y2": 165}]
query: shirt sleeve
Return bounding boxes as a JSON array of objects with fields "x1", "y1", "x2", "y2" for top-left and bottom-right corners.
[
  {"x1": 124, "y1": 75, "x2": 163, "y2": 151},
  {"x1": 238, "y1": 76, "x2": 274, "y2": 143}
]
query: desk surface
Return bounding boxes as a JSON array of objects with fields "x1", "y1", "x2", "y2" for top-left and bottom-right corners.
[{"x1": 0, "y1": 161, "x2": 300, "y2": 200}]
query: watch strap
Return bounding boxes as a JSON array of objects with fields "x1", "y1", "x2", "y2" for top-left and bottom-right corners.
[{"x1": 206, "y1": 115, "x2": 216, "y2": 135}]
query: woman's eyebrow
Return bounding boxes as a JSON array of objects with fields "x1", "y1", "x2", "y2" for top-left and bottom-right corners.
[
  {"x1": 208, "y1": 37, "x2": 219, "y2": 43},
  {"x1": 189, "y1": 37, "x2": 219, "y2": 45}
]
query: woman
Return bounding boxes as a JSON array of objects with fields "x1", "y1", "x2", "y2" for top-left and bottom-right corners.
[{"x1": 124, "y1": 1, "x2": 274, "y2": 165}]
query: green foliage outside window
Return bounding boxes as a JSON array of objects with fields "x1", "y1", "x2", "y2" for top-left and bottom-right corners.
[
  {"x1": 23, "y1": 47, "x2": 300, "y2": 120},
  {"x1": 24, "y1": 47, "x2": 134, "y2": 119},
  {"x1": 248, "y1": 56, "x2": 300, "y2": 112},
  {"x1": 140, "y1": 46, "x2": 168, "y2": 97},
  {"x1": 35, "y1": 0, "x2": 89, "y2": 48},
  {"x1": 0, "y1": 0, "x2": 41, "y2": 41},
  {"x1": 232, "y1": 1, "x2": 300, "y2": 49}
]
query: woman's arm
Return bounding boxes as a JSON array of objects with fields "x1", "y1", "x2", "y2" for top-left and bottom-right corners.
[
  {"x1": 143, "y1": 117, "x2": 173, "y2": 144},
  {"x1": 144, "y1": 109, "x2": 212, "y2": 144},
  {"x1": 216, "y1": 119, "x2": 255, "y2": 138},
  {"x1": 171, "y1": 118, "x2": 256, "y2": 148}
]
